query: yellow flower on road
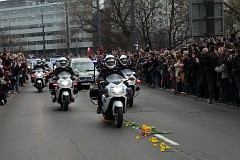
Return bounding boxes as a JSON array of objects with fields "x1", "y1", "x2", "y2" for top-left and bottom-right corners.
[
  {"x1": 141, "y1": 124, "x2": 152, "y2": 132},
  {"x1": 136, "y1": 136, "x2": 140, "y2": 140},
  {"x1": 150, "y1": 137, "x2": 159, "y2": 143}
]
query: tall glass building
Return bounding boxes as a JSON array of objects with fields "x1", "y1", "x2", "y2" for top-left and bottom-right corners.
[{"x1": 0, "y1": 0, "x2": 93, "y2": 57}]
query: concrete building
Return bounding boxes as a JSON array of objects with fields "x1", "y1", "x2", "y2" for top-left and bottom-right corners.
[
  {"x1": 0, "y1": 1, "x2": 93, "y2": 57},
  {"x1": 0, "y1": 0, "x2": 36, "y2": 9}
]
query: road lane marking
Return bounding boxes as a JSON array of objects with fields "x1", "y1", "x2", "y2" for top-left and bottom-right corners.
[{"x1": 153, "y1": 134, "x2": 179, "y2": 146}]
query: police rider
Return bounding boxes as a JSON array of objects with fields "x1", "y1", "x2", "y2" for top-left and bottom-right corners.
[
  {"x1": 118, "y1": 55, "x2": 132, "y2": 69},
  {"x1": 118, "y1": 54, "x2": 138, "y2": 78},
  {"x1": 54, "y1": 57, "x2": 75, "y2": 77},
  {"x1": 51, "y1": 57, "x2": 76, "y2": 102},
  {"x1": 96, "y1": 55, "x2": 125, "y2": 114},
  {"x1": 42, "y1": 59, "x2": 50, "y2": 70},
  {"x1": 33, "y1": 59, "x2": 45, "y2": 70}
]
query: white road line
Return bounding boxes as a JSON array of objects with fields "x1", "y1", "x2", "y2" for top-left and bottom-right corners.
[{"x1": 153, "y1": 134, "x2": 179, "y2": 146}]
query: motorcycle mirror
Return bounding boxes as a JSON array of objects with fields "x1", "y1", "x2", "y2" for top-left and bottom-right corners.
[
  {"x1": 136, "y1": 87, "x2": 140, "y2": 91},
  {"x1": 128, "y1": 77, "x2": 135, "y2": 81},
  {"x1": 100, "y1": 81, "x2": 109, "y2": 86},
  {"x1": 96, "y1": 78, "x2": 104, "y2": 83},
  {"x1": 71, "y1": 76, "x2": 76, "y2": 80}
]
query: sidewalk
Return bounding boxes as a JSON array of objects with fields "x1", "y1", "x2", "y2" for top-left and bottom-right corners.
[{"x1": 139, "y1": 83, "x2": 240, "y2": 111}]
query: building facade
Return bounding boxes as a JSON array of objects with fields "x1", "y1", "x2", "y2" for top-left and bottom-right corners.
[{"x1": 0, "y1": 1, "x2": 93, "y2": 57}]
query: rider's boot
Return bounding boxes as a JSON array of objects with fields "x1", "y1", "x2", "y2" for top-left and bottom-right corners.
[
  {"x1": 97, "y1": 105, "x2": 102, "y2": 114},
  {"x1": 52, "y1": 96, "x2": 56, "y2": 102},
  {"x1": 97, "y1": 100, "x2": 102, "y2": 114},
  {"x1": 71, "y1": 97, "x2": 75, "y2": 102}
]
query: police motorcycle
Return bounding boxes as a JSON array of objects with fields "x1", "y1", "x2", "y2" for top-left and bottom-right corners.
[
  {"x1": 121, "y1": 69, "x2": 140, "y2": 107},
  {"x1": 90, "y1": 74, "x2": 132, "y2": 128},
  {"x1": 50, "y1": 71, "x2": 78, "y2": 111},
  {"x1": 118, "y1": 55, "x2": 140, "y2": 107},
  {"x1": 31, "y1": 68, "x2": 46, "y2": 92}
]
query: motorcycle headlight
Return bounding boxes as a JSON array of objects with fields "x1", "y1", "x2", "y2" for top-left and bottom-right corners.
[
  {"x1": 61, "y1": 80, "x2": 70, "y2": 86},
  {"x1": 110, "y1": 86, "x2": 124, "y2": 94},
  {"x1": 36, "y1": 73, "x2": 42, "y2": 77}
]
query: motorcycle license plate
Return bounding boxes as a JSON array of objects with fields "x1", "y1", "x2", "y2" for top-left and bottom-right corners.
[{"x1": 81, "y1": 83, "x2": 90, "y2": 85}]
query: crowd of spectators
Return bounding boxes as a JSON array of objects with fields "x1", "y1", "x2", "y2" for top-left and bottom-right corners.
[
  {"x1": 132, "y1": 38, "x2": 240, "y2": 107},
  {"x1": 90, "y1": 36, "x2": 240, "y2": 107},
  {"x1": 0, "y1": 52, "x2": 28, "y2": 104}
]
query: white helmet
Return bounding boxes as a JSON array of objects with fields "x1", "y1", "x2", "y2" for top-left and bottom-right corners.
[
  {"x1": 119, "y1": 55, "x2": 128, "y2": 66},
  {"x1": 59, "y1": 57, "x2": 68, "y2": 68},
  {"x1": 105, "y1": 55, "x2": 116, "y2": 69},
  {"x1": 42, "y1": 59, "x2": 46, "y2": 64},
  {"x1": 36, "y1": 59, "x2": 42, "y2": 65}
]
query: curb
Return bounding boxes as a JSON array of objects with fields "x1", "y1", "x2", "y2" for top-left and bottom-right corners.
[{"x1": 139, "y1": 83, "x2": 240, "y2": 112}]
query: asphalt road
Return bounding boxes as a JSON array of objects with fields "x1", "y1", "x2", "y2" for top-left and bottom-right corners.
[{"x1": 0, "y1": 81, "x2": 240, "y2": 160}]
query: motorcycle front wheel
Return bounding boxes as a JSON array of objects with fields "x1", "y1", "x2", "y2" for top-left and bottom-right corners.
[
  {"x1": 61, "y1": 96, "x2": 69, "y2": 111},
  {"x1": 114, "y1": 108, "x2": 123, "y2": 128},
  {"x1": 38, "y1": 87, "x2": 42, "y2": 92}
]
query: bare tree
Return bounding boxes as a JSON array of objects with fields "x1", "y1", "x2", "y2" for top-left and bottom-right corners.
[
  {"x1": 135, "y1": 0, "x2": 163, "y2": 49},
  {"x1": 67, "y1": 0, "x2": 191, "y2": 51},
  {"x1": 167, "y1": 0, "x2": 190, "y2": 48},
  {"x1": 67, "y1": 0, "x2": 132, "y2": 51},
  {"x1": 223, "y1": 0, "x2": 240, "y2": 36}
]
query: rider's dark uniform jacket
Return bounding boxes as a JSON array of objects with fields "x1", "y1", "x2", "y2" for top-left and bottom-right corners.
[
  {"x1": 43, "y1": 63, "x2": 50, "y2": 69},
  {"x1": 117, "y1": 64, "x2": 138, "y2": 78},
  {"x1": 54, "y1": 66, "x2": 75, "y2": 77},
  {"x1": 118, "y1": 64, "x2": 136, "y2": 72},
  {"x1": 33, "y1": 64, "x2": 45, "y2": 70},
  {"x1": 96, "y1": 67, "x2": 125, "y2": 81}
]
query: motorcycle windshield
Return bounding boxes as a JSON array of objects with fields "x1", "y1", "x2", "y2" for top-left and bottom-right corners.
[
  {"x1": 106, "y1": 74, "x2": 125, "y2": 84},
  {"x1": 58, "y1": 71, "x2": 71, "y2": 79},
  {"x1": 121, "y1": 69, "x2": 134, "y2": 77},
  {"x1": 34, "y1": 68, "x2": 44, "y2": 72}
]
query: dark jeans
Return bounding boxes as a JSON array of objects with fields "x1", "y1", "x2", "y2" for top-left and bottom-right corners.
[
  {"x1": 237, "y1": 81, "x2": 240, "y2": 99},
  {"x1": 206, "y1": 76, "x2": 216, "y2": 101},
  {"x1": 153, "y1": 73, "x2": 161, "y2": 87},
  {"x1": 222, "y1": 78, "x2": 230, "y2": 103},
  {"x1": 192, "y1": 74, "x2": 200, "y2": 97},
  {"x1": 13, "y1": 75, "x2": 19, "y2": 92}
]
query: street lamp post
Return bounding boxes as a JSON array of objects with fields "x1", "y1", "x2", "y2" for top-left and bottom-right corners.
[
  {"x1": 8, "y1": 21, "x2": 12, "y2": 54},
  {"x1": 130, "y1": 0, "x2": 137, "y2": 53},
  {"x1": 41, "y1": 10, "x2": 46, "y2": 58},
  {"x1": 34, "y1": 10, "x2": 46, "y2": 58},
  {"x1": 65, "y1": 0, "x2": 70, "y2": 55},
  {"x1": 96, "y1": 0, "x2": 101, "y2": 49},
  {"x1": 0, "y1": 17, "x2": 3, "y2": 52}
]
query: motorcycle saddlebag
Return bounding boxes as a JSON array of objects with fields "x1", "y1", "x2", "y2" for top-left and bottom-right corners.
[
  {"x1": 49, "y1": 82, "x2": 55, "y2": 91},
  {"x1": 89, "y1": 85, "x2": 99, "y2": 100}
]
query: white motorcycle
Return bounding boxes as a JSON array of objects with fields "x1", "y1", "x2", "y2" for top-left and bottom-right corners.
[
  {"x1": 96, "y1": 74, "x2": 132, "y2": 128},
  {"x1": 121, "y1": 69, "x2": 140, "y2": 107},
  {"x1": 32, "y1": 68, "x2": 46, "y2": 92},
  {"x1": 51, "y1": 71, "x2": 78, "y2": 111}
]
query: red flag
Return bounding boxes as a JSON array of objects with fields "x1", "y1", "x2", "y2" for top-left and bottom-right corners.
[
  {"x1": 99, "y1": 47, "x2": 104, "y2": 54},
  {"x1": 88, "y1": 47, "x2": 93, "y2": 55}
]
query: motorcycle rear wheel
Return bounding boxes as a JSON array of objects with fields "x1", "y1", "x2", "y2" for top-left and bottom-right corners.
[{"x1": 128, "y1": 96, "x2": 133, "y2": 107}]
